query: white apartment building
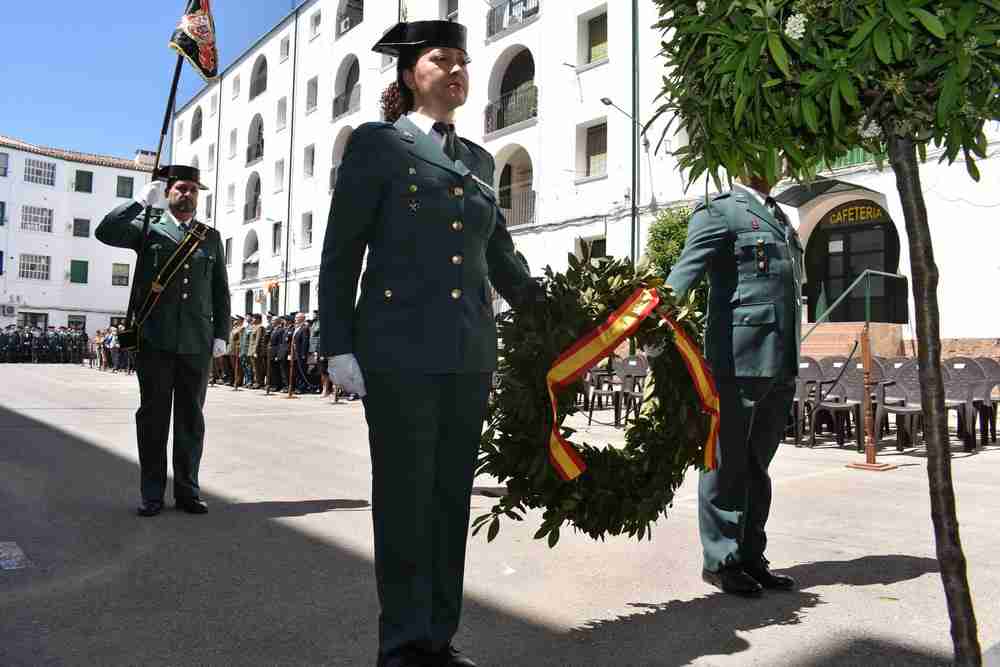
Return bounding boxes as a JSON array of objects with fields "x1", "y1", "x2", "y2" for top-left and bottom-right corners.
[
  {"x1": 0, "y1": 135, "x2": 153, "y2": 332},
  {"x1": 171, "y1": 0, "x2": 1000, "y2": 351}
]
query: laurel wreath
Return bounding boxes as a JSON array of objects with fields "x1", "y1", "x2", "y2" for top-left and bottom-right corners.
[{"x1": 474, "y1": 254, "x2": 711, "y2": 546}]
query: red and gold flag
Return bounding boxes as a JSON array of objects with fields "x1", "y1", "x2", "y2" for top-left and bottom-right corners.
[{"x1": 169, "y1": 0, "x2": 219, "y2": 81}]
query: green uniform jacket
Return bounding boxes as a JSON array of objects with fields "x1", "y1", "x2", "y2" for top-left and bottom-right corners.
[
  {"x1": 319, "y1": 116, "x2": 534, "y2": 373},
  {"x1": 96, "y1": 202, "x2": 231, "y2": 355},
  {"x1": 666, "y1": 189, "x2": 803, "y2": 379}
]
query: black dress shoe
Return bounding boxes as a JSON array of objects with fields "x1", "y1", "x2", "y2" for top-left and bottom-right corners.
[
  {"x1": 136, "y1": 500, "x2": 164, "y2": 517},
  {"x1": 176, "y1": 498, "x2": 209, "y2": 514},
  {"x1": 437, "y1": 645, "x2": 477, "y2": 667},
  {"x1": 376, "y1": 646, "x2": 439, "y2": 667},
  {"x1": 702, "y1": 565, "x2": 764, "y2": 597},
  {"x1": 744, "y1": 559, "x2": 796, "y2": 590}
]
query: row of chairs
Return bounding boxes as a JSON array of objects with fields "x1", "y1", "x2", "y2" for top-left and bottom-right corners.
[
  {"x1": 793, "y1": 355, "x2": 1000, "y2": 451},
  {"x1": 583, "y1": 355, "x2": 649, "y2": 427}
]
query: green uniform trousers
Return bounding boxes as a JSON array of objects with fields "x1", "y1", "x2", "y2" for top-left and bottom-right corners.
[
  {"x1": 699, "y1": 378, "x2": 795, "y2": 572},
  {"x1": 135, "y1": 349, "x2": 212, "y2": 502},
  {"x1": 362, "y1": 371, "x2": 491, "y2": 658}
]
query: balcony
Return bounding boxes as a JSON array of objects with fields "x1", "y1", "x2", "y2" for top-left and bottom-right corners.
[
  {"x1": 242, "y1": 261, "x2": 259, "y2": 281},
  {"x1": 487, "y1": 0, "x2": 540, "y2": 40},
  {"x1": 332, "y1": 86, "x2": 361, "y2": 121},
  {"x1": 244, "y1": 199, "x2": 261, "y2": 223},
  {"x1": 501, "y1": 190, "x2": 536, "y2": 228},
  {"x1": 329, "y1": 166, "x2": 339, "y2": 193},
  {"x1": 246, "y1": 141, "x2": 264, "y2": 165},
  {"x1": 826, "y1": 146, "x2": 881, "y2": 170},
  {"x1": 484, "y1": 84, "x2": 538, "y2": 135}
]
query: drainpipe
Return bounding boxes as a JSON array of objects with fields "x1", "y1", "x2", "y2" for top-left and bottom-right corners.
[{"x1": 282, "y1": 7, "x2": 301, "y2": 314}]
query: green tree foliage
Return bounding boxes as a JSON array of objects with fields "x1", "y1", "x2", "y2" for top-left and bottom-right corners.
[
  {"x1": 650, "y1": 1, "x2": 998, "y2": 663},
  {"x1": 645, "y1": 205, "x2": 707, "y2": 318},
  {"x1": 649, "y1": 0, "x2": 999, "y2": 188}
]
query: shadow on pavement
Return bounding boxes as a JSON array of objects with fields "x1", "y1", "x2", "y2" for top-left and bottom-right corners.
[{"x1": 0, "y1": 405, "x2": 949, "y2": 666}]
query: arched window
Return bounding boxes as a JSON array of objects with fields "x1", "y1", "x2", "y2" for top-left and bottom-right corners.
[
  {"x1": 242, "y1": 230, "x2": 260, "y2": 281},
  {"x1": 333, "y1": 56, "x2": 361, "y2": 120},
  {"x1": 244, "y1": 172, "x2": 261, "y2": 223},
  {"x1": 191, "y1": 107, "x2": 203, "y2": 142},
  {"x1": 247, "y1": 114, "x2": 264, "y2": 164},
  {"x1": 486, "y1": 47, "x2": 538, "y2": 133},
  {"x1": 250, "y1": 55, "x2": 268, "y2": 100},
  {"x1": 337, "y1": 0, "x2": 364, "y2": 37}
]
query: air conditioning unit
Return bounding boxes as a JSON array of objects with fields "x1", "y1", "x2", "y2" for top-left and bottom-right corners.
[
  {"x1": 340, "y1": 16, "x2": 352, "y2": 33},
  {"x1": 1, "y1": 305, "x2": 16, "y2": 317}
]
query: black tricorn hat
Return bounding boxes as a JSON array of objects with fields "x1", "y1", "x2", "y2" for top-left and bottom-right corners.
[
  {"x1": 372, "y1": 20, "x2": 467, "y2": 57},
  {"x1": 155, "y1": 164, "x2": 210, "y2": 190}
]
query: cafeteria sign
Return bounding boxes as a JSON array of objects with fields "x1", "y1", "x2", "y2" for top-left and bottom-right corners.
[{"x1": 823, "y1": 199, "x2": 890, "y2": 227}]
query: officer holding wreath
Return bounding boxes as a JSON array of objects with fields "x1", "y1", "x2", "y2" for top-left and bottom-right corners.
[{"x1": 319, "y1": 20, "x2": 539, "y2": 667}]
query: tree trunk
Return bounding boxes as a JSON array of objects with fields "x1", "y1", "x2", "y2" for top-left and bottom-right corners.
[{"x1": 886, "y1": 134, "x2": 981, "y2": 666}]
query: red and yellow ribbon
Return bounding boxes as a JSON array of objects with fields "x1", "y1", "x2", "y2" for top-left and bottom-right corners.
[{"x1": 545, "y1": 287, "x2": 720, "y2": 481}]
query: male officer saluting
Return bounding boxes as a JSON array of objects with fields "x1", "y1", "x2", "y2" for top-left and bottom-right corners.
[
  {"x1": 666, "y1": 178, "x2": 803, "y2": 597},
  {"x1": 97, "y1": 165, "x2": 230, "y2": 517}
]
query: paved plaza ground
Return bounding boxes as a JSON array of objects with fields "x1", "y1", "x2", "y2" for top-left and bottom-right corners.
[{"x1": 1, "y1": 364, "x2": 998, "y2": 666}]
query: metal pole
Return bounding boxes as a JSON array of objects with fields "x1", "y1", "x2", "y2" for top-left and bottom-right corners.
[
  {"x1": 847, "y1": 274, "x2": 896, "y2": 472},
  {"x1": 282, "y1": 9, "x2": 301, "y2": 314},
  {"x1": 631, "y1": 0, "x2": 639, "y2": 266},
  {"x1": 124, "y1": 54, "x2": 184, "y2": 333}
]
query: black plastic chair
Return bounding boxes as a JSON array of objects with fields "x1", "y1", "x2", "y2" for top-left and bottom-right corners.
[
  {"x1": 943, "y1": 357, "x2": 987, "y2": 449},
  {"x1": 874, "y1": 361, "x2": 971, "y2": 450},
  {"x1": 586, "y1": 363, "x2": 620, "y2": 427},
  {"x1": 974, "y1": 357, "x2": 1000, "y2": 443},
  {"x1": 792, "y1": 356, "x2": 832, "y2": 446},
  {"x1": 614, "y1": 355, "x2": 648, "y2": 425}
]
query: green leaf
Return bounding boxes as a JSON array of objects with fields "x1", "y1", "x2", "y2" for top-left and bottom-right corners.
[
  {"x1": 956, "y1": 3, "x2": 978, "y2": 37},
  {"x1": 838, "y1": 75, "x2": 861, "y2": 108},
  {"x1": 891, "y1": 31, "x2": 906, "y2": 60},
  {"x1": 873, "y1": 28, "x2": 893, "y2": 63},
  {"x1": 547, "y1": 527, "x2": 560, "y2": 548},
  {"x1": 801, "y1": 97, "x2": 820, "y2": 133},
  {"x1": 734, "y1": 92, "x2": 749, "y2": 125},
  {"x1": 848, "y1": 16, "x2": 882, "y2": 49},
  {"x1": 965, "y1": 154, "x2": 981, "y2": 181},
  {"x1": 910, "y1": 8, "x2": 948, "y2": 39},
  {"x1": 957, "y1": 52, "x2": 972, "y2": 80},
  {"x1": 886, "y1": 0, "x2": 913, "y2": 28},
  {"x1": 763, "y1": 78, "x2": 783, "y2": 88},
  {"x1": 830, "y1": 83, "x2": 843, "y2": 131},
  {"x1": 487, "y1": 518, "x2": 500, "y2": 542},
  {"x1": 767, "y1": 33, "x2": 791, "y2": 78},
  {"x1": 936, "y1": 69, "x2": 959, "y2": 125}
]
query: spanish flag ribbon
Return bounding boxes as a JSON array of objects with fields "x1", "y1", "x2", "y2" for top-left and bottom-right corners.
[{"x1": 545, "y1": 287, "x2": 720, "y2": 481}]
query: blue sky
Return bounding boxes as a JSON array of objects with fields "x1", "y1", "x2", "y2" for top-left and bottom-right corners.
[{"x1": 2, "y1": 1, "x2": 300, "y2": 159}]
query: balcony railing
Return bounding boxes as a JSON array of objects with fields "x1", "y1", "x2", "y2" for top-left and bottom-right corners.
[
  {"x1": 487, "y1": 0, "x2": 540, "y2": 39},
  {"x1": 246, "y1": 141, "x2": 264, "y2": 165},
  {"x1": 826, "y1": 146, "x2": 882, "y2": 170},
  {"x1": 242, "y1": 262, "x2": 259, "y2": 281},
  {"x1": 329, "y1": 166, "x2": 339, "y2": 193},
  {"x1": 500, "y1": 190, "x2": 536, "y2": 227},
  {"x1": 484, "y1": 84, "x2": 538, "y2": 135},
  {"x1": 244, "y1": 199, "x2": 261, "y2": 223},
  {"x1": 332, "y1": 86, "x2": 361, "y2": 121}
]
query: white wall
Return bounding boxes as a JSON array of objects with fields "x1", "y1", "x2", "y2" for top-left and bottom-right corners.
[
  {"x1": 0, "y1": 147, "x2": 151, "y2": 331},
  {"x1": 170, "y1": 1, "x2": 1000, "y2": 341}
]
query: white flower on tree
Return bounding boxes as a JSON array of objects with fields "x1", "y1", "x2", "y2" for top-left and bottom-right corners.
[
  {"x1": 857, "y1": 117, "x2": 882, "y2": 140},
  {"x1": 696, "y1": 1, "x2": 707, "y2": 15},
  {"x1": 784, "y1": 13, "x2": 807, "y2": 40}
]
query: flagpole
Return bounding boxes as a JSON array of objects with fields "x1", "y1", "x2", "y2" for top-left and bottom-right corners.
[{"x1": 124, "y1": 54, "x2": 185, "y2": 333}]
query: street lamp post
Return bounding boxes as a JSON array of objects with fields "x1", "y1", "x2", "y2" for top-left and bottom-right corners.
[{"x1": 601, "y1": 97, "x2": 653, "y2": 266}]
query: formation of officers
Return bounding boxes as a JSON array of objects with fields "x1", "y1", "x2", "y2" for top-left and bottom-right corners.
[
  {"x1": 212, "y1": 310, "x2": 342, "y2": 398},
  {"x1": 0, "y1": 325, "x2": 89, "y2": 364}
]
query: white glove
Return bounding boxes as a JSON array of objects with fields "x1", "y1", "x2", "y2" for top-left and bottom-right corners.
[
  {"x1": 328, "y1": 354, "x2": 366, "y2": 398},
  {"x1": 212, "y1": 338, "x2": 227, "y2": 358},
  {"x1": 137, "y1": 181, "x2": 167, "y2": 208}
]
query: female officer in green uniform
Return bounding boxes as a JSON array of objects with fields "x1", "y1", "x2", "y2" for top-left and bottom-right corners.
[{"x1": 319, "y1": 20, "x2": 538, "y2": 667}]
